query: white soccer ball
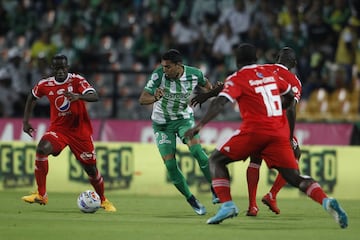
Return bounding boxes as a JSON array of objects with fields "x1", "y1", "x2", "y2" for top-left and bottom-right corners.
[{"x1": 77, "y1": 190, "x2": 101, "y2": 213}]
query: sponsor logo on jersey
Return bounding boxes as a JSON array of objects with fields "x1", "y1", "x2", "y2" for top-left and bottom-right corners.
[
  {"x1": 158, "y1": 133, "x2": 171, "y2": 144},
  {"x1": 57, "y1": 89, "x2": 65, "y2": 95},
  {"x1": 55, "y1": 95, "x2": 70, "y2": 112},
  {"x1": 163, "y1": 92, "x2": 190, "y2": 100}
]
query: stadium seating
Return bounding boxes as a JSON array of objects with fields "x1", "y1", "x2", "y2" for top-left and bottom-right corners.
[{"x1": 297, "y1": 88, "x2": 331, "y2": 121}]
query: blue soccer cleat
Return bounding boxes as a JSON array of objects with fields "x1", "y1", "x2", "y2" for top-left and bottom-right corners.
[
  {"x1": 322, "y1": 197, "x2": 348, "y2": 229},
  {"x1": 187, "y1": 195, "x2": 207, "y2": 215},
  {"x1": 207, "y1": 201, "x2": 239, "y2": 224}
]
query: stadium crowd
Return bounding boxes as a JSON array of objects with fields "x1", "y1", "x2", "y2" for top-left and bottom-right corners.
[{"x1": 0, "y1": 0, "x2": 360, "y2": 120}]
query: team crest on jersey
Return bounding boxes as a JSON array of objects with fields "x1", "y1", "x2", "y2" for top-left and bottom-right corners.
[
  {"x1": 55, "y1": 95, "x2": 70, "y2": 111},
  {"x1": 256, "y1": 72, "x2": 264, "y2": 78}
]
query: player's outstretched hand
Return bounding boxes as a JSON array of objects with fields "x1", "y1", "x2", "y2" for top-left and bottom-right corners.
[
  {"x1": 64, "y1": 91, "x2": 80, "y2": 102},
  {"x1": 190, "y1": 92, "x2": 210, "y2": 107},
  {"x1": 154, "y1": 88, "x2": 164, "y2": 101},
  {"x1": 23, "y1": 122, "x2": 35, "y2": 137}
]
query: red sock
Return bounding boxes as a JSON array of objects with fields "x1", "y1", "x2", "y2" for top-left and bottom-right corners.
[
  {"x1": 212, "y1": 178, "x2": 231, "y2": 202},
  {"x1": 35, "y1": 154, "x2": 48, "y2": 197},
  {"x1": 269, "y1": 174, "x2": 287, "y2": 198},
  {"x1": 247, "y1": 163, "x2": 260, "y2": 207},
  {"x1": 306, "y1": 182, "x2": 328, "y2": 204},
  {"x1": 89, "y1": 170, "x2": 105, "y2": 201}
]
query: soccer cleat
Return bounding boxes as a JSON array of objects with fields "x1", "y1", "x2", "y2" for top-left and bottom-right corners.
[
  {"x1": 262, "y1": 193, "x2": 280, "y2": 214},
  {"x1": 187, "y1": 195, "x2": 206, "y2": 215},
  {"x1": 246, "y1": 206, "x2": 259, "y2": 216},
  {"x1": 22, "y1": 192, "x2": 48, "y2": 205},
  {"x1": 207, "y1": 201, "x2": 239, "y2": 224},
  {"x1": 322, "y1": 198, "x2": 348, "y2": 229},
  {"x1": 101, "y1": 199, "x2": 117, "y2": 212}
]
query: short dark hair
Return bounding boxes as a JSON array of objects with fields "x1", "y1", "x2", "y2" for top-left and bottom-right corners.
[
  {"x1": 52, "y1": 54, "x2": 68, "y2": 63},
  {"x1": 276, "y1": 47, "x2": 296, "y2": 69},
  {"x1": 161, "y1": 49, "x2": 182, "y2": 63},
  {"x1": 235, "y1": 43, "x2": 257, "y2": 65},
  {"x1": 51, "y1": 54, "x2": 69, "y2": 67}
]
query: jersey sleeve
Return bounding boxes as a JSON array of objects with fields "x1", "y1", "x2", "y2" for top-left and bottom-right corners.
[
  {"x1": 279, "y1": 68, "x2": 302, "y2": 102},
  {"x1": 290, "y1": 75, "x2": 302, "y2": 102},
  {"x1": 196, "y1": 69, "x2": 206, "y2": 87},
  {"x1": 277, "y1": 77, "x2": 291, "y2": 95},
  {"x1": 144, "y1": 67, "x2": 162, "y2": 95},
  {"x1": 32, "y1": 80, "x2": 46, "y2": 99},
  {"x1": 218, "y1": 72, "x2": 242, "y2": 103},
  {"x1": 73, "y1": 74, "x2": 95, "y2": 94}
]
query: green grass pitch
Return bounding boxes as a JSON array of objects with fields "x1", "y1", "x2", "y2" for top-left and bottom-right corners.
[{"x1": 1, "y1": 191, "x2": 359, "y2": 240}]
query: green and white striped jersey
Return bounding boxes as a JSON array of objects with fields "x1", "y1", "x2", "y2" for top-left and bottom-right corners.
[{"x1": 144, "y1": 65, "x2": 207, "y2": 124}]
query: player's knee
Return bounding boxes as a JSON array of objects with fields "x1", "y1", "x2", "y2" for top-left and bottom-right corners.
[
  {"x1": 37, "y1": 139, "x2": 53, "y2": 155},
  {"x1": 164, "y1": 158, "x2": 178, "y2": 172},
  {"x1": 298, "y1": 175, "x2": 315, "y2": 192}
]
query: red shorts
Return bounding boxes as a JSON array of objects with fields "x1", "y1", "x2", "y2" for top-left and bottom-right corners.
[
  {"x1": 218, "y1": 130, "x2": 298, "y2": 169},
  {"x1": 41, "y1": 130, "x2": 96, "y2": 165}
]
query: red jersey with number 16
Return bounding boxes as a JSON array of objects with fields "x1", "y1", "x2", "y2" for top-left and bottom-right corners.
[
  {"x1": 219, "y1": 64, "x2": 291, "y2": 138},
  {"x1": 32, "y1": 73, "x2": 95, "y2": 137}
]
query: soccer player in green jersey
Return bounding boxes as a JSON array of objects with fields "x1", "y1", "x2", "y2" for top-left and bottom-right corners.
[{"x1": 139, "y1": 49, "x2": 219, "y2": 215}]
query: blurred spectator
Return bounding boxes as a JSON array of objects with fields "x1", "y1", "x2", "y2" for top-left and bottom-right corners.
[
  {"x1": 335, "y1": 16, "x2": 360, "y2": 88},
  {"x1": 132, "y1": 27, "x2": 160, "y2": 68},
  {"x1": 29, "y1": 53, "x2": 51, "y2": 118},
  {"x1": 0, "y1": 68, "x2": 18, "y2": 117},
  {"x1": 190, "y1": 0, "x2": 218, "y2": 25},
  {"x1": 0, "y1": 0, "x2": 358, "y2": 120},
  {"x1": 30, "y1": 29, "x2": 58, "y2": 64},
  {"x1": 117, "y1": 98, "x2": 140, "y2": 119},
  {"x1": 171, "y1": 15, "x2": 199, "y2": 62},
  {"x1": 324, "y1": 0, "x2": 351, "y2": 34},
  {"x1": 219, "y1": 0, "x2": 251, "y2": 40},
  {"x1": 5, "y1": 47, "x2": 30, "y2": 116},
  {"x1": 211, "y1": 22, "x2": 240, "y2": 71},
  {"x1": 0, "y1": 3, "x2": 10, "y2": 37}
]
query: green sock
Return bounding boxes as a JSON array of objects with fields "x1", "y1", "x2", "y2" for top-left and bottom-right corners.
[
  {"x1": 189, "y1": 144, "x2": 212, "y2": 183},
  {"x1": 164, "y1": 158, "x2": 192, "y2": 199}
]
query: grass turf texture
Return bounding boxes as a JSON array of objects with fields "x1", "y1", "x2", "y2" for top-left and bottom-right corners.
[{"x1": 1, "y1": 191, "x2": 359, "y2": 240}]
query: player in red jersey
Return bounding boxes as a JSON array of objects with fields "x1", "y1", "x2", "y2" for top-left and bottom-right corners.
[
  {"x1": 21, "y1": 54, "x2": 116, "y2": 212},
  {"x1": 246, "y1": 47, "x2": 303, "y2": 216},
  {"x1": 190, "y1": 47, "x2": 303, "y2": 216},
  {"x1": 185, "y1": 43, "x2": 348, "y2": 228}
]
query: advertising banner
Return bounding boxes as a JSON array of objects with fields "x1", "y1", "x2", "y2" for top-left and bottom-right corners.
[
  {"x1": 0, "y1": 119, "x2": 354, "y2": 145},
  {"x1": 1, "y1": 142, "x2": 359, "y2": 199},
  {"x1": 0, "y1": 118, "x2": 102, "y2": 141}
]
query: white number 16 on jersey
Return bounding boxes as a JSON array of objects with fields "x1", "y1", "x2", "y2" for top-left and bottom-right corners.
[{"x1": 255, "y1": 83, "x2": 282, "y2": 117}]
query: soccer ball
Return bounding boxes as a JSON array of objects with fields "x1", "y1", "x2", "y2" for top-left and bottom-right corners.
[{"x1": 77, "y1": 190, "x2": 101, "y2": 213}]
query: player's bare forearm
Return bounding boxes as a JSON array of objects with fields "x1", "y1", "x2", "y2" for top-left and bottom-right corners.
[
  {"x1": 191, "y1": 83, "x2": 224, "y2": 107},
  {"x1": 23, "y1": 93, "x2": 36, "y2": 124},
  {"x1": 23, "y1": 93, "x2": 37, "y2": 137},
  {"x1": 198, "y1": 96, "x2": 228, "y2": 128},
  {"x1": 286, "y1": 101, "x2": 296, "y2": 140},
  {"x1": 139, "y1": 89, "x2": 163, "y2": 105},
  {"x1": 79, "y1": 91, "x2": 99, "y2": 102},
  {"x1": 185, "y1": 96, "x2": 229, "y2": 139},
  {"x1": 65, "y1": 91, "x2": 98, "y2": 102}
]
